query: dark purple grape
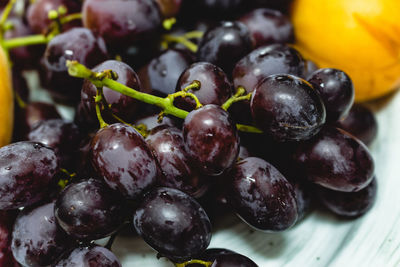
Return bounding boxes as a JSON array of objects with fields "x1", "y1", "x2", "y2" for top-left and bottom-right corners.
[
  {"x1": 183, "y1": 105, "x2": 239, "y2": 176},
  {"x1": 4, "y1": 17, "x2": 45, "y2": 70},
  {"x1": 250, "y1": 74, "x2": 326, "y2": 141},
  {"x1": 83, "y1": 0, "x2": 162, "y2": 50},
  {"x1": 13, "y1": 102, "x2": 61, "y2": 140},
  {"x1": 198, "y1": 248, "x2": 235, "y2": 261},
  {"x1": 227, "y1": 157, "x2": 298, "y2": 232},
  {"x1": 252, "y1": 0, "x2": 293, "y2": 13},
  {"x1": 55, "y1": 179, "x2": 126, "y2": 241},
  {"x1": 308, "y1": 68, "x2": 354, "y2": 122},
  {"x1": 75, "y1": 133, "x2": 99, "y2": 179},
  {"x1": 138, "y1": 49, "x2": 193, "y2": 97},
  {"x1": 211, "y1": 253, "x2": 258, "y2": 267},
  {"x1": 43, "y1": 27, "x2": 108, "y2": 102},
  {"x1": 335, "y1": 103, "x2": 378, "y2": 146},
  {"x1": 305, "y1": 60, "x2": 319, "y2": 77},
  {"x1": 288, "y1": 179, "x2": 312, "y2": 221},
  {"x1": 27, "y1": 119, "x2": 81, "y2": 169},
  {"x1": 196, "y1": 21, "x2": 252, "y2": 76},
  {"x1": 11, "y1": 202, "x2": 75, "y2": 267},
  {"x1": 0, "y1": 141, "x2": 58, "y2": 210},
  {"x1": 184, "y1": 248, "x2": 245, "y2": 267},
  {"x1": 233, "y1": 44, "x2": 306, "y2": 93},
  {"x1": 292, "y1": 126, "x2": 375, "y2": 192},
  {"x1": 146, "y1": 126, "x2": 209, "y2": 198},
  {"x1": 26, "y1": 0, "x2": 82, "y2": 34},
  {"x1": 133, "y1": 187, "x2": 212, "y2": 261},
  {"x1": 155, "y1": 0, "x2": 182, "y2": 18},
  {"x1": 0, "y1": 211, "x2": 19, "y2": 267},
  {"x1": 316, "y1": 177, "x2": 377, "y2": 217},
  {"x1": 196, "y1": 0, "x2": 243, "y2": 13},
  {"x1": 90, "y1": 123, "x2": 158, "y2": 200},
  {"x1": 174, "y1": 62, "x2": 233, "y2": 111},
  {"x1": 179, "y1": 0, "x2": 244, "y2": 21},
  {"x1": 239, "y1": 8, "x2": 294, "y2": 48},
  {"x1": 80, "y1": 60, "x2": 142, "y2": 128},
  {"x1": 134, "y1": 113, "x2": 178, "y2": 131},
  {"x1": 54, "y1": 246, "x2": 121, "y2": 267}
]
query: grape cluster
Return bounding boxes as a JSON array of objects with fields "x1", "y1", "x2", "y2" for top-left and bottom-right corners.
[{"x1": 1, "y1": 0, "x2": 380, "y2": 266}]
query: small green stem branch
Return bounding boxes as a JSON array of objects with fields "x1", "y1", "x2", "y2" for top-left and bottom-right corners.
[
  {"x1": 1, "y1": 12, "x2": 82, "y2": 50},
  {"x1": 183, "y1": 31, "x2": 204, "y2": 39},
  {"x1": 2, "y1": 34, "x2": 50, "y2": 49},
  {"x1": 0, "y1": 0, "x2": 16, "y2": 27},
  {"x1": 168, "y1": 90, "x2": 203, "y2": 109},
  {"x1": 95, "y1": 87, "x2": 109, "y2": 128},
  {"x1": 162, "y1": 17, "x2": 177, "y2": 30},
  {"x1": 58, "y1": 168, "x2": 77, "y2": 189},
  {"x1": 162, "y1": 34, "x2": 198, "y2": 53},
  {"x1": 236, "y1": 124, "x2": 263, "y2": 133},
  {"x1": 222, "y1": 86, "x2": 252, "y2": 111},
  {"x1": 66, "y1": 60, "x2": 263, "y2": 134},
  {"x1": 175, "y1": 259, "x2": 213, "y2": 267}
]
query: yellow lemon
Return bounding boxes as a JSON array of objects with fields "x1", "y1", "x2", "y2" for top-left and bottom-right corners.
[
  {"x1": 291, "y1": 0, "x2": 400, "y2": 101},
  {"x1": 0, "y1": 47, "x2": 13, "y2": 147}
]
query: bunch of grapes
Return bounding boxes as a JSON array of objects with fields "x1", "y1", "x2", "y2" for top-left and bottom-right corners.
[{"x1": 0, "y1": 0, "x2": 379, "y2": 266}]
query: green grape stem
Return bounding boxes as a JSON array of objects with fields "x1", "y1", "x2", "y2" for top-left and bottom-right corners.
[
  {"x1": 1, "y1": 12, "x2": 83, "y2": 50},
  {"x1": 221, "y1": 86, "x2": 252, "y2": 111},
  {"x1": 175, "y1": 259, "x2": 213, "y2": 267},
  {"x1": 66, "y1": 60, "x2": 263, "y2": 134},
  {"x1": 162, "y1": 33, "x2": 198, "y2": 53}
]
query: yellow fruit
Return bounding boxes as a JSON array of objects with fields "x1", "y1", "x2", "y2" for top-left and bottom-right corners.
[
  {"x1": 0, "y1": 47, "x2": 13, "y2": 147},
  {"x1": 291, "y1": 0, "x2": 400, "y2": 101}
]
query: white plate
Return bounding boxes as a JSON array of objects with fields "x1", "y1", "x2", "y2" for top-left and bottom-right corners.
[{"x1": 111, "y1": 91, "x2": 400, "y2": 267}]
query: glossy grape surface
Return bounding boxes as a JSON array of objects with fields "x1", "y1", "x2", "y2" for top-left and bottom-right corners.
[
  {"x1": 133, "y1": 187, "x2": 212, "y2": 261},
  {"x1": 0, "y1": 142, "x2": 58, "y2": 210},
  {"x1": 175, "y1": 62, "x2": 233, "y2": 111},
  {"x1": 28, "y1": 119, "x2": 81, "y2": 169},
  {"x1": 308, "y1": 68, "x2": 354, "y2": 122},
  {"x1": 146, "y1": 126, "x2": 209, "y2": 198},
  {"x1": 11, "y1": 202, "x2": 74, "y2": 267},
  {"x1": 54, "y1": 246, "x2": 121, "y2": 267},
  {"x1": 227, "y1": 157, "x2": 298, "y2": 232},
  {"x1": 211, "y1": 253, "x2": 258, "y2": 267},
  {"x1": 250, "y1": 74, "x2": 326, "y2": 141},
  {"x1": 134, "y1": 113, "x2": 178, "y2": 131},
  {"x1": 43, "y1": 27, "x2": 108, "y2": 102},
  {"x1": 0, "y1": 211, "x2": 18, "y2": 267},
  {"x1": 139, "y1": 49, "x2": 193, "y2": 96},
  {"x1": 336, "y1": 103, "x2": 378, "y2": 146},
  {"x1": 197, "y1": 21, "x2": 252, "y2": 75},
  {"x1": 81, "y1": 60, "x2": 142, "y2": 127},
  {"x1": 90, "y1": 123, "x2": 158, "y2": 200},
  {"x1": 316, "y1": 177, "x2": 377, "y2": 217},
  {"x1": 293, "y1": 127, "x2": 375, "y2": 192},
  {"x1": 183, "y1": 105, "x2": 239, "y2": 176},
  {"x1": 239, "y1": 8, "x2": 293, "y2": 48},
  {"x1": 55, "y1": 178, "x2": 126, "y2": 241},
  {"x1": 26, "y1": 0, "x2": 81, "y2": 34},
  {"x1": 233, "y1": 44, "x2": 306, "y2": 93},
  {"x1": 186, "y1": 248, "x2": 256, "y2": 267},
  {"x1": 83, "y1": 0, "x2": 162, "y2": 49}
]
